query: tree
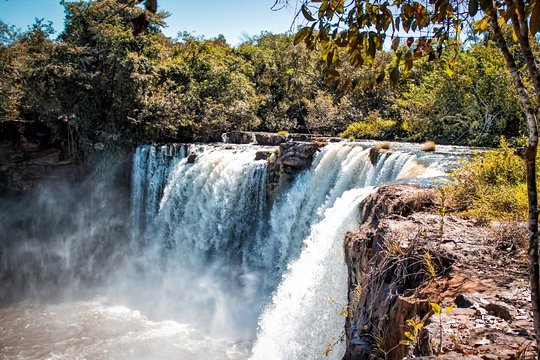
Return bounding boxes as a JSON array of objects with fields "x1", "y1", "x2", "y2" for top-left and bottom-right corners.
[{"x1": 282, "y1": 0, "x2": 540, "y2": 353}]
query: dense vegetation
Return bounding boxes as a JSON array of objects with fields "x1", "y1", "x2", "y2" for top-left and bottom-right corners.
[
  {"x1": 0, "y1": 0, "x2": 533, "y2": 149},
  {"x1": 448, "y1": 138, "x2": 529, "y2": 221}
]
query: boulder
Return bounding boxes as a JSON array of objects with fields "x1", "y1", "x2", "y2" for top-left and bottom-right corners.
[
  {"x1": 254, "y1": 150, "x2": 272, "y2": 161},
  {"x1": 279, "y1": 141, "x2": 323, "y2": 170}
]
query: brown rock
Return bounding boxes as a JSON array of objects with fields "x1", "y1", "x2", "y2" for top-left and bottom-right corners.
[
  {"x1": 483, "y1": 302, "x2": 514, "y2": 321},
  {"x1": 187, "y1": 152, "x2": 197, "y2": 164},
  {"x1": 279, "y1": 142, "x2": 322, "y2": 170},
  {"x1": 254, "y1": 150, "x2": 272, "y2": 161}
]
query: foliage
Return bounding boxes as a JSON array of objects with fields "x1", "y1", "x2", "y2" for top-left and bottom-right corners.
[
  {"x1": 400, "y1": 318, "x2": 424, "y2": 346},
  {"x1": 0, "y1": 0, "x2": 535, "y2": 148},
  {"x1": 398, "y1": 45, "x2": 525, "y2": 146},
  {"x1": 339, "y1": 110, "x2": 397, "y2": 139},
  {"x1": 447, "y1": 138, "x2": 529, "y2": 221}
]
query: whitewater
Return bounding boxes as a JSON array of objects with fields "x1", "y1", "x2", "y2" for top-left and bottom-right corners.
[{"x1": 0, "y1": 141, "x2": 464, "y2": 359}]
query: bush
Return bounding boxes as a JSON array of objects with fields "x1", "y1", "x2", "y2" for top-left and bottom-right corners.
[
  {"x1": 340, "y1": 111, "x2": 397, "y2": 140},
  {"x1": 447, "y1": 138, "x2": 528, "y2": 221}
]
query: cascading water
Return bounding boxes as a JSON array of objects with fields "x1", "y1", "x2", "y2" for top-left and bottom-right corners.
[{"x1": 0, "y1": 140, "x2": 460, "y2": 360}]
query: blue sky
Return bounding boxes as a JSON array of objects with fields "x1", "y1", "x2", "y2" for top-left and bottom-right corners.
[{"x1": 0, "y1": 0, "x2": 299, "y2": 45}]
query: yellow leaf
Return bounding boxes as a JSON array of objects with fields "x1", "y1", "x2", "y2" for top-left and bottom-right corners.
[
  {"x1": 445, "y1": 303, "x2": 455, "y2": 315},
  {"x1": 400, "y1": 339, "x2": 412, "y2": 345},
  {"x1": 294, "y1": 27, "x2": 312, "y2": 46},
  {"x1": 512, "y1": 29, "x2": 518, "y2": 42},
  {"x1": 445, "y1": 64, "x2": 454, "y2": 77},
  {"x1": 340, "y1": 310, "x2": 349, "y2": 317},
  {"x1": 430, "y1": 302, "x2": 442, "y2": 315},
  {"x1": 404, "y1": 331, "x2": 415, "y2": 341},
  {"x1": 472, "y1": 16, "x2": 490, "y2": 34}
]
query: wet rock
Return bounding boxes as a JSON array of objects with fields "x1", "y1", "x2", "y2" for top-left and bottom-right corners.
[
  {"x1": 222, "y1": 131, "x2": 287, "y2": 145},
  {"x1": 254, "y1": 150, "x2": 272, "y2": 161},
  {"x1": 222, "y1": 131, "x2": 255, "y2": 144},
  {"x1": 252, "y1": 132, "x2": 287, "y2": 146},
  {"x1": 266, "y1": 141, "x2": 325, "y2": 202},
  {"x1": 187, "y1": 152, "x2": 197, "y2": 164},
  {"x1": 279, "y1": 142, "x2": 322, "y2": 170}
]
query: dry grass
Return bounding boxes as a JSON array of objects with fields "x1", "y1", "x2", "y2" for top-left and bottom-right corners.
[
  {"x1": 420, "y1": 141, "x2": 436, "y2": 152},
  {"x1": 491, "y1": 221, "x2": 528, "y2": 253}
]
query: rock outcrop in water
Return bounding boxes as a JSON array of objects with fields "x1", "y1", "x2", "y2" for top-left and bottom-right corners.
[
  {"x1": 344, "y1": 184, "x2": 535, "y2": 359},
  {"x1": 266, "y1": 141, "x2": 324, "y2": 200}
]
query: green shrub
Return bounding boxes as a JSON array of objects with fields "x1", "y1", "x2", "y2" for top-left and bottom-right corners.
[
  {"x1": 340, "y1": 111, "x2": 397, "y2": 140},
  {"x1": 447, "y1": 138, "x2": 528, "y2": 221}
]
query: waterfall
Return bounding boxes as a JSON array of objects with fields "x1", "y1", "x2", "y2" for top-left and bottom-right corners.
[
  {"x1": 0, "y1": 140, "x2": 454, "y2": 360},
  {"x1": 126, "y1": 142, "x2": 423, "y2": 358},
  {"x1": 250, "y1": 187, "x2": 374, "y2": 360},
  {"x1": 131, "y1": 144, "x2": 188, "y2": 245}
]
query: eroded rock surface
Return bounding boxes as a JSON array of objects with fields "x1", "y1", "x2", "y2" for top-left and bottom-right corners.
[
  {"x1": 344, "y1": 184, "x2": 535, "y2": 359},
  {"x1": 266, "y1": 141, "x2": 324, "y2": 200}
]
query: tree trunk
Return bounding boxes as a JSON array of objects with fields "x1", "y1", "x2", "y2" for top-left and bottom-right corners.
[{"x1": 491, "y1": 7, "x2": 540, "y2": 354}]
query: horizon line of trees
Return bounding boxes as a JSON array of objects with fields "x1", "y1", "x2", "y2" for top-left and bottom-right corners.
[{"x1": 0, "y1": 0, "x2": 533, "y2": 149}]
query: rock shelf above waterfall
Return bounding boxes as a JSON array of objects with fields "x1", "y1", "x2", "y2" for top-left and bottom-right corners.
[
  {"x1": 344, "y1": 184, "x2": 534, "y2": 359},
  {"x1": 221, "y1": 131, "x2": 342, "y2": 145}
]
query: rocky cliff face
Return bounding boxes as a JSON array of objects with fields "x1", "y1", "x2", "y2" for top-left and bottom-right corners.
[
  {"x1": 344, "y1": 184, "x2": 535, "y2": 359},
  {"x1": 0, "y1": 120, "x2": 80, "y2": 194}
]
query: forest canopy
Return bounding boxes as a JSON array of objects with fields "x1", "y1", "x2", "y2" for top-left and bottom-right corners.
[{"x1": 0, "y1": 0, "x2": 534, "y2": 147}]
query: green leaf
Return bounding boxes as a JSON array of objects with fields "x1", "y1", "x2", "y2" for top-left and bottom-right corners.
[
  {"x1": 294, "y1": 27, "x2": 312, "y2": 46},
  {"x1": 530, "y1": 2, "x2": 540, "y2": 35},
  {"x1": 302, "y1": 4, "x2": 317, "y2": 21},
  {"x1": 469, "y1": 0, "x2": 479, "y2": 17}
]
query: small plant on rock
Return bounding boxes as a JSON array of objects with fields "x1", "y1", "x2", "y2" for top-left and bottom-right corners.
[{"x1": 430, "y1": 302, "x2": 455, "y2": 354}]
